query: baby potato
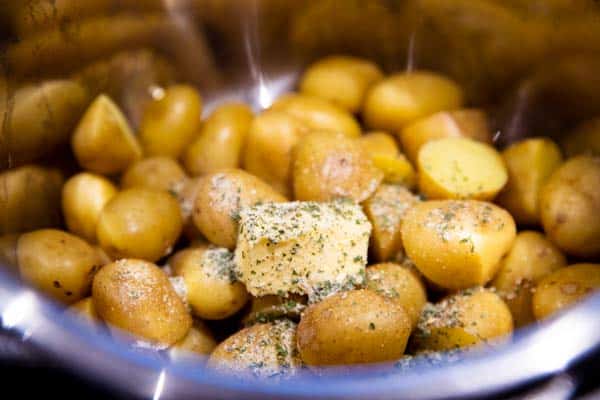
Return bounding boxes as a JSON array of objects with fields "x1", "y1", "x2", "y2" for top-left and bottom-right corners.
[
  {"x1": 400, "y1": 109, "x2": 492, "y2": 164},
  {"x1": 540, "y1": 156, "x2": 600, "y2": 257},
  {"x1": 358, "y1": 131, "x2": 399, "y2": 157},
  {"x1": 243, "y1": 110, "x2": 308, "y2": 196},
  {"x1": 176, "y1": 177, "x2": 204, "y2": 240},
  {"x1": 401, "y1": 200, "x2": 516, "y2": 290},
  {"x1": 366, "y1": 263, "x2": 427, "y2": 327},
  {"x1": 171, "y1": 320, "x2": 217, "y2": 359},
  {"x1": 170, "y1": 246, "x2": 249, "y2": 320},
  {"x1": 363, "y1": 71, "x2": 464, "y2": 132},
  {"x1": 363, "y1": 184, "x2": 420, "y2": 262},
  {"x1": 532, "y1": 263, "x2": 600, "y2": 320},
  {"x1": 297, "y1": 289, "x2": 411, "y2": 366},
  {"x1": 192, "y1": 169, "x2": 286, "y2": 249},
  {"x1": 299, "y1": 55, "x2": 383, "y2": 113},
  {"x1": 292, "y1": 131, "x2": 383, "y2": 202},
  {"x1": 121, "y1": 156, "x2": 187, "y2": 193},
  {"x1": 270, "y1": 93, "x2": 361, "y2": 137},
  {"x1": 359, "y1": 132, "x2": 416, "y2": 187},
  {"x1": 71, "y1": 94, "x2": 142, "y2": 175},
  {"x1": 139, "y1": 85, "x2": 203, "y2": 158},
  {"x1": 62, "y1": 172, "x2": 118, "y2": 243},
  {"x1": 410, "y1": 288, "x2": 513, "y2": 353},
  {"x1": 97, "y1": 188, "x2": 183, "y2": 262},
  {"x1": 92, "y1": 259, "x2": 192, "y2": 346},
  {"x1": 496, "y1": 138, "x2": 563, "y2": 226},
  {"x1": 68, "y1": 297, "x2": 100, "y2": 323},
  {"x1": 491, "y1": 231, "x2": 567, "y2": 327},
  {"x1": 208, "y1": 320, "x2": 301, "y2": 379},
  {"x1": 183, "y1": 103, "x2": 253, "y2": 176},
  {"x1": 563, "y1": 117, "x2": 600, "y2": 157},
  {"x1": 0, "y1": 165, "x2": 63, "y2": 235},
  {"x1": 418, "y1": 137, "x2": 508, "y2": 200},
  {"x1": 0, "y1": 234, "x2": 19, "y2": 271},
  {"x1": 18, "y1": 229, "x2": 102, "y2": 304}
]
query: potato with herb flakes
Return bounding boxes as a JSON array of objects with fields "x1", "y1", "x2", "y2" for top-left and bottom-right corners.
[
  {"x1": 243, "y1": 294, "x2": 307, "y2": 326},
  {"x1": 208, "y1": 320, "x2": 301, "y2": 380},
  {"x1": 292, "y1": 131, "x2": 383, "y2": 202},
  {"x1": 171, "y1": 320, "x2": 217, "y2": 359},
  {"x1": 363, "y1": 184, "x2": 420, "y2": 262},
  {"x1": 539, "y1": 156, "x2": 600, "y2": 258},
  {"x1": 491, "y1": 231, "x2": 567, "y2": 327},
  {"x1": 401, "y1": 200, "x2": 516, "y2": 290},
  {"x1": 563, "y1": 117, "x2": 600, "y2": 157},
  {"x1": 297, "y1": 290, "x2": 411, "y2": 366},
  {"x1": 410, "y1": 288, "x2": 513, "y2": 353},
  {"x1": 193, "y1": 169, "x2": 286, "y2": 249},
  {"x1": 532, "y1": 263, "x2": 600, "y2": 321},
  {"x1": 93, "y1": 259, "x2": 192, "y2": 347},
  {"x1": 417, "y1": 137, "x2": 508, "y2": 200},
  {"x1": 496, "y1": 138, "x2": 563, "y2": 226}
]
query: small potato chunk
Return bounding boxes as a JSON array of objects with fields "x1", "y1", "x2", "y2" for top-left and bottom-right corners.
[
  {"x1": 400, "y1": 109, "x2": 491, "y2": 164},
  {"x1": 540, "y1": 156, "x2": 600, "y2": 258},
  {"x1": 72, "y1": 94, "x2": 142, "y2": 175},
  {"x1": 68, "y1": 297, "x2": 100, "y2": 323},
  {"x1": 533, "y1": 264, "x2": 600, "y2": 320},
  {"x1": 97, "y1": 188, "x2": 183, "y2": 262},
  {"x1": 496, "y1": 138, "x2": 563, "y2": 225},
  {"x1": 418, "y1": 137, "x2": 508, "y2": 200},
  {"x1": 208, "y1": 320, "x2": 301, "y2": 380},
  {"x1": 0, "y1": 234, "x2": 20, "y2": 271},
  {"x1": 363, "y1": 184, "x2": 420, "y2": 262},
  {"x1": 192, "y1": 169, "x2": 286, "y2": 249},
  {"x1": 171, "y1": 246, "x2": 249, "y2": 320},
  {"x1": 270, "y1": 94, "x2": 361, "y2": 137},
  {"x1": 183, "y1": 103, "x2": 253, "y2": 176},
  {"x1": 410, "y1": 288, "x2": 513, "y2": 352},
  {"x1": 18, "y1": 229, "x2": 102, "y2": 304},
  {"x1": 563, "y1": 117, "x2": 600, "y2": 157},
  {"x1": 297, "y1": 290, "x2": 411, "y2": 366},
  {"x1": 299, "y1": 55, "x2": 383, "y2": 113},
  {"x1": 292, "y1": 131, "x2": 383, "y2": 202},
  {"x1": 93, "y1": 259, "x2": 192, "y2": 347},
  {"x1": 62, "y1": 172, "x2": 118, "y2": 243},
  {"x1": 121, "y1": 156, "x2": 188, "y2": 193},
  {"x1": 0, "y1": 165, "x2": 63, "y2": 235},
  {"x1": 401, "y1": 200, "x2": 516, "y2": 290},
  {"x1": 243, "y1": 110, "x2": 308, "y2": 196},
  {"x1": 359, "y1": 132, "x2": 416, "y2": 187},
  {"x1": 139, "y1": 85, "x2": 203, "y2": 158},
  {"x1": 366, "y1": 263, "x2": 427, "y2": 327},
  {"x1": 363, "y1": 71, "x2": 464, "y2": 132},
  {"x1": 235, "y1": 201, "x2": 370, "y2": 299},
  {"x1": 491, "y1": 231, "x2": 567, "y2": 327},
  {"x1": 171, "y1": 321, "x2": 217, "y2": 359}
]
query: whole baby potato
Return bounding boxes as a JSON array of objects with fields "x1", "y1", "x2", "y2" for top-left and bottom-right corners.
[
  {"x1": 62, "y1": 172, "x2": 118, "y2": 243},
  {"x1": 358, "y1": 131, "x2": 399, "y2": 157},
  {"x1": 540, "y1": 156, "x2": 600, "y2": 257},
  {"x1": 401, "y1": 200, "x2": 516, "y2": 290},
  {"x1": 292, "y1": 131, "x2": 383, "y2": 202},
  {"x1": 92, "y1": 259, "x2": 192, "y2": 346},
  {"x1": 192, "y1": 169, "x2": 286, "y2": 249},
  {"x1": 121, "y1": 156, "x2": 188, "y2": 193},
  {"x1": 296, "y1": 289, "x2": 411, "y2": 366},
  {"x1": 171, "y1": 320, "x2": 217, "y2": 359},
  {"x1": 18, "y1": 229, "x2": 102, "y2": 304},
  {"x1": 97, "y1": 188, "x2": 183, "y2": 262},
  {"x1": 532, "y1": 263, "x2": 600, "y2": 320}
]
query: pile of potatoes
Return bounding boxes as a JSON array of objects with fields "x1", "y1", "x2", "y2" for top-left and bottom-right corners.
[{"x1": 1, "y1": 55, "x2": 600, "y2": 378}]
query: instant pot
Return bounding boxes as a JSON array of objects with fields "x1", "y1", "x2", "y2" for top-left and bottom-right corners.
[{"x1": 1, "y1": 1, "x2": 600, "y2": 398}]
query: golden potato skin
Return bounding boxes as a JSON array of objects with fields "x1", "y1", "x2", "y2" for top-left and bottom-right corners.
[
  {"x1": 366, "y1": 263, "x2": 427, "y2": 327},
  {"x1": 540, "y1": 156, "x2": 600, "y2": 257},
  {"x1": 299, "y1": 55, "x2": 383, "y2": 113},
  {"x1": 297, "y1": 290, "x2": 411, "y2": 366},
  {"x1": 97, "y1": 188, "x2": 183, "y2": 262},
  {"x1": 121, "y1": 156, "x2": 187, "y2": 192},
  {"x1": 68, "y1": 297, "x2": 100, "y2": 323},
  {"x1": 139, "y1": 85, "x2": 203, "y2": 158},
  {"x1": 192, "y1": 169, "x2": 286, "y2": 249},
  {"x1": 18, "y1": 229, "x2": 102, "y2": 304},
  {"x1": 292, "y1": 131, "x2": 383, "y2": 202},
  {"x1": 171, "y1": 321, "x2": 217, "y2": 358},
  {"x1": 62, "y1": 172, "x2": 118, "y2": 243},
  {"x1": 358, "y1": 132, "x2": 399, "y2": 157},
  {"x1": 93, "y1": 259, "x2": 192, "y2": 346},
  {"x1": 491, "y1": 231, "x2": 567, "y2": 327},
  {"x1": 0, "y1": 234, "x2": 20, "y2": 271},
  {"x1": 183, "y1": 103, "x2": 253, "y2": 176},
  {"x1": 563, "y1": 117, "x2": 600, "y2": 157},
  {"x1": 496, "y1": 138, "x2": 563, "y2": 226},
  {"x1": 170, "y1": 247, "x2": 249, "y2": 320},
  {"x1": 532, "y1": 263, "x2": 600, "y2": 320},
  {"x1": 401, "y1": 200, "x2": 516, "y2": 290}
]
